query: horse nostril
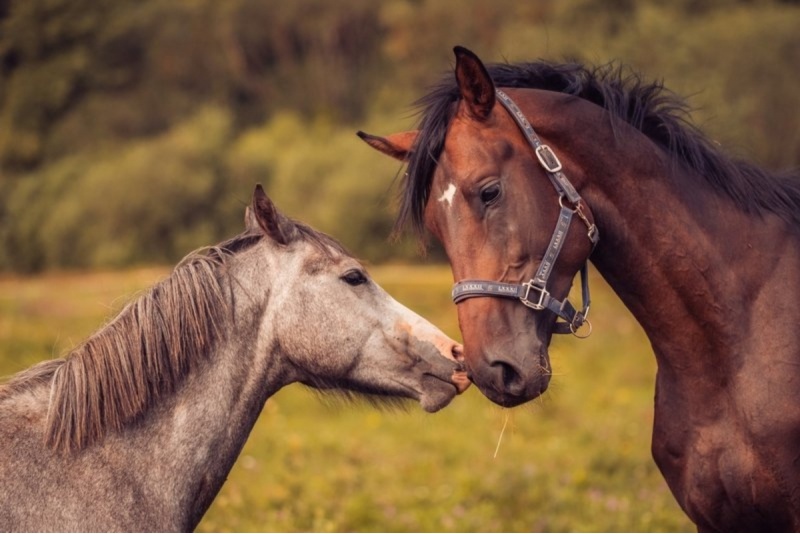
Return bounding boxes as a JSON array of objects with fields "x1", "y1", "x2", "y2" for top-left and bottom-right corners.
[
  {"x1": 451, "y1": 343, "x2": 464, "y2": 361},
  {"x1": 492, "y1": 360, "x2": 525, "y2": 394}
]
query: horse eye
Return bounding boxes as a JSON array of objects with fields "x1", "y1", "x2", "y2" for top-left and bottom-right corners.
[
  {"x1": 341, "y1": 269, "x2": 368, "y2": 286},
  {"x1": 480, "y1": 183, "x2": 501, "y2": 205}
]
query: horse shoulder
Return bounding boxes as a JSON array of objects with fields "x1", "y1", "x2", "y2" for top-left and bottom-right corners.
[{"x1": 0, "y1": 388, "x2": 54, "y2": 530}]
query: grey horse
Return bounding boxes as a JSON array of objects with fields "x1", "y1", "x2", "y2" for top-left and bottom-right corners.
[{"x1": 0, "y1": 185, "x2": 468, "y2": 532}]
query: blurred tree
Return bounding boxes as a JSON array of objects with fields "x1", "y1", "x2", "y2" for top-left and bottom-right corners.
[
  {"x1": 3, "y1": 107, "x2": 234, "y2": 270},
  {"x1": 0, "y1": 0, "x2": 797, "y2": 272},
  {"x1": 0, "y1": 0, "x2": 386, "y2": 173}
]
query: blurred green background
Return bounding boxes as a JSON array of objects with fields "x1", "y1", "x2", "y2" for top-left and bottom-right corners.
[
  {"x1": 0, "y1": 0, "x2": 798, "y2": 272},
  {"x1": 1, "y1": 0, "x2": 798, "y2": 531}
]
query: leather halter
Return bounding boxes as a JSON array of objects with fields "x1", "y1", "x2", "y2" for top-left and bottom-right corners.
[{"x1": 451, "y1": 89, "x2": 599, "y2": 336}]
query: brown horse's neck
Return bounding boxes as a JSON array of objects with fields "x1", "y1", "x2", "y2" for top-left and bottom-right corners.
[
  {"x1": 554, "y1": 107, "x2": 795, "y2": 376},
  {"x1": 543, "y1": 93, "x2": 800, "y2": 532}
]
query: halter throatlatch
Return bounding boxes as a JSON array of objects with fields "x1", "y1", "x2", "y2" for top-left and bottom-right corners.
[{"x1": 451, "y1": 89, "x2": 599, "y2": 336}]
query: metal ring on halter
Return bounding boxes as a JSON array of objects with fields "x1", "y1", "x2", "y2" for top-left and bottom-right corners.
[
  {"x1": 558, "y1": 194, "x2": 579, "y2": 212},
  {"x1": 569, "y1": 317, "x2": 593, "y2": 338}
]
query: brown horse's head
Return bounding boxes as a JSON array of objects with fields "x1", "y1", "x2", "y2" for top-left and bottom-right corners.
[{"x1": 359, "y1": 47, "x2": 596, "y2": 407}]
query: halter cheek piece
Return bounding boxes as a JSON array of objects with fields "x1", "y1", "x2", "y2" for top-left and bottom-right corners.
[{"x1": 451, "y1": 89, "x2": 600, "y2": 337}]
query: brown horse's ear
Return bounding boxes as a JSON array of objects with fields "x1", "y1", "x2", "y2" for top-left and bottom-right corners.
[
  {"x1": 357, "y1": 130, "x2": 417, "y2": 161},
  {"x1": 251, "y1": 184, "x2": 297, "y2": 245},
  {"x1": 454, "y1": 45, "x2": 495, "y2": 121}
]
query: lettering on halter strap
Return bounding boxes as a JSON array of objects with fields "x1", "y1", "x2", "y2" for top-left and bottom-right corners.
[
  {"x1": 458, "y1": 283, "x2": 517, "y2": 294},
  {"x1": 459, "y1": 283, "x2": 485, "y2": 292},
  {"x1": 538, "y1": 227, "x2": 566, "y2": 279},
  {"x1": 438, "y1": 183, "x2": 457, "y2": 207},
  {"x1": 492, "y1": 284, "x2": 517, "y2": 293}
]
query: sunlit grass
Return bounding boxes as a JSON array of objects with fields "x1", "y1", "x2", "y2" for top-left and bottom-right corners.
[{"x1": 0, "y1": 265, "x2": 693, "y2": 532}]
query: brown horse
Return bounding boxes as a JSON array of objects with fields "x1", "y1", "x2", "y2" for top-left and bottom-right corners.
[{"x1": 359, "y1": 46, "x2": 800, "y2": 531}]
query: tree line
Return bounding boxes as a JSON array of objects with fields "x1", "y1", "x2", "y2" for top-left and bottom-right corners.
[{"x1": 1, "y1": 0, "x2": 798, "y2": 271}]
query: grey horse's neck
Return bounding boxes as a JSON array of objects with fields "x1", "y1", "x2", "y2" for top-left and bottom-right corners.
[
  {"x1": 130, "y1": 333, "x2": 289, "y2": 530},
  {"x1": 0, "y1": 247, "x2": 294, "y2": 531},
  {"x1": 130, "y1": 251, "x2": 293, "y2": 529}
]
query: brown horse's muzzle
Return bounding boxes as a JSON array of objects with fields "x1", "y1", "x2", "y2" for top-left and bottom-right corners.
[
  {"x1": 454, "y1": 289, "x2": 554, "y2": 407},
  {"x1": 466, "y1": 344, "x2": 552, "y2": 407}
]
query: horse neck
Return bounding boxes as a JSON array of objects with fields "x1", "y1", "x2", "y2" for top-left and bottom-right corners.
[
  {"x1": 2, "y1": 246, "x2": 295, "y2": 531},
  {"x1": 118, "y1": 246, "x2": 293, "y2": 529},
  {"x1": 557, "y1": 111, "x2": 794, "y2": 373},
  {"x1": 126, "y1": 336, "x2": 288, "y2": 530}
]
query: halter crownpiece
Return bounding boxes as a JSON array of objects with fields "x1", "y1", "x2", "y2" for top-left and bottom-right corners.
[{"x1": 451, "y1": 89, "x2": 599, "y2": 337}]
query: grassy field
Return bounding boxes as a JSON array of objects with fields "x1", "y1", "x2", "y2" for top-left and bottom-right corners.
[{"x1": 0, "y1": 264, "x2": 694, "y2": 532}]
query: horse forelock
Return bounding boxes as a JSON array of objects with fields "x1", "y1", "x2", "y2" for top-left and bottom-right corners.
[{"x1": 401, "y1": 58, "x2": 800, "y2": 238}]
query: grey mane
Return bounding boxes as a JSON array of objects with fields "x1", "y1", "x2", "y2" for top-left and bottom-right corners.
[
  {"x1": 0, "y1": 233, "x2": 260, "y2": 454},
  {"x1": 0, "y1": 216, "x2": 353, "y2": 454}
]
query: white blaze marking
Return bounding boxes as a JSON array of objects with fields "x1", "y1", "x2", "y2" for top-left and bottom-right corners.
[{"x1": 438, "y1": 183, "x2": 457, "y2": 207}]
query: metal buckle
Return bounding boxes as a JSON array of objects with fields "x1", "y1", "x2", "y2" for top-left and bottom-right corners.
[
  {"x1": 587, "y1": 224, "x2": 599, "y2": 244},
  {"x1": 520, "y1": 281, "x2": 548, "y2": 310},
  {"x1": 535, "y1": 145, "x2": 562, "y2": 173}
]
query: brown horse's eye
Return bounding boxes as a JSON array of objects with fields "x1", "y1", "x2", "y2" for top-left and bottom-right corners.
[{"x1": 480, "y1": 183, "x2": 502, "y2": 205}]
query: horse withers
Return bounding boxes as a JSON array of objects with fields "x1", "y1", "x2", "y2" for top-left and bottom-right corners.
[
  {"x1": 360, "y1": 46, "x2": 800, "y2": 531},
  {"x1": 0, "y1": 185, "x2": 469, "y2": 532}
]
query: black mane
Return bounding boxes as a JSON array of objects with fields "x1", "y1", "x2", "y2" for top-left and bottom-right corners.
[{"x1": 399, "y1": 60, "x2": 800, "y2": 236}]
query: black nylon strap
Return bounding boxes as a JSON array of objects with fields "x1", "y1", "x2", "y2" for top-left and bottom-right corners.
[
  {"x1": 496, "y1": 89, "x2": 582, "y2": 204},
  {"x1": 451, "y1": 264, "x2": 590, "y2": 334},
  {"x1": 452, "y1": 207, "x2": 573, "y2": 310},
  {"x1": 452, "y1": 281, "x2": 523, "y2": 303},
  {"x1": 532, "y1": 206, "x2": 573, "y2": 285}
]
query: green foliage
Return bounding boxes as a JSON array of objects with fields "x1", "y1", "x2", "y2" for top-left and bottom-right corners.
[
  {"x1": 0, "y1": 0, "x2": 798, "y2": 271},
  {"x1": 227, "y1": 112, "x2": 419, "y2": 261},
  {"x1": 0, "y1": 264, "x2": 696, "y2": 531},
  {"x1": 2, "y1": 107, "x2": 236, "y2": 270}
]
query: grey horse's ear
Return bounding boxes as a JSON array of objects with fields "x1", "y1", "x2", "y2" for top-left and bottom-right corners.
[
  {"x1": 251, "y1": 184, "x2": 297, "y2": 245},
  {"x1": 244, "y1": 206, "x2": 259, "y2": 233}
]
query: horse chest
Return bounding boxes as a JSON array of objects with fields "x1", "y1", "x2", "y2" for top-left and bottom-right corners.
[{"x1": 652, "y1": 396, "x2": 800, "y2": 530}]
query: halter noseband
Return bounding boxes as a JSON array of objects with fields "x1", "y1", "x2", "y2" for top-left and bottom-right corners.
[{"x1": 451, "y1": 89, "x2": 599, "y2": 336}]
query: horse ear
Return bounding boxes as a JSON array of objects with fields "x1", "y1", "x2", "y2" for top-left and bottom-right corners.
[
  {"x1": 454, "y1": 45, "x2": 495, "y2": 121},
  {"x1": 251, "y1": 184, "x2": 297, "y2": 245},
  {"x1": 357, "y1": 130, "x2": 417, "y2": 161},
  {"x1": 244, "y1": 206, "x2": 259, "y2": 233}
]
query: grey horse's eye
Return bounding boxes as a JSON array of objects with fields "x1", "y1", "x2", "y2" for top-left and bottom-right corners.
[{"x1": 341, "y1": 269, "x2": 368, "y2": 286}]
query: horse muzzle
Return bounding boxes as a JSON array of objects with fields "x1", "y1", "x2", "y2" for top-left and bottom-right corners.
[{"x1": 466, "y1": 347, "x2": 551, "y2": 408}]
